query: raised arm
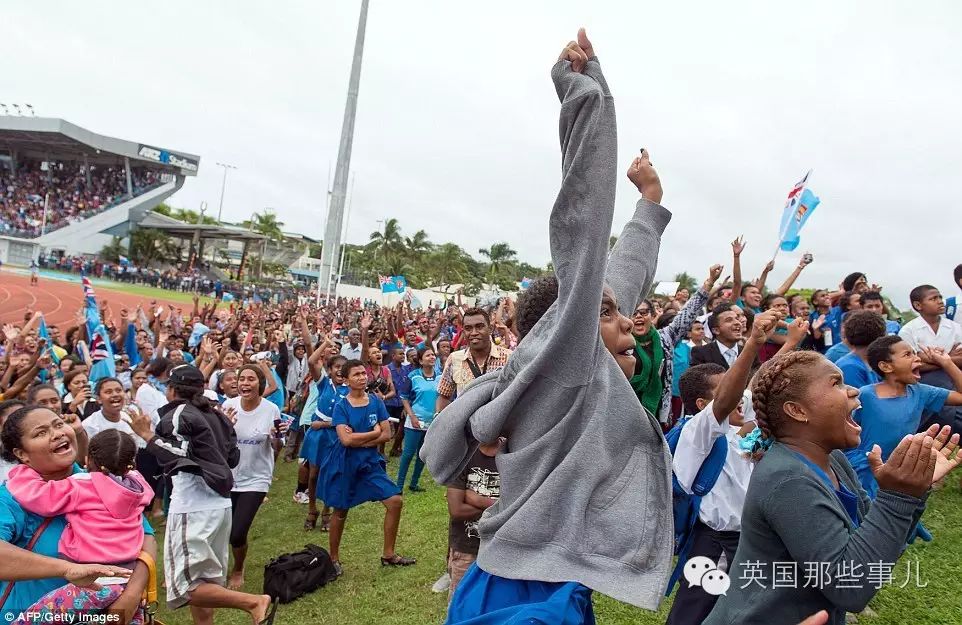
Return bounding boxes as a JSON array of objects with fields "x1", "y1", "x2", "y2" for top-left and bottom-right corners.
[
  {"x1": 658, "y1": 265, "x2": 720, "y2": 349},
  {"x1": 542, "y1": 30, "x2": 619, "y2": 376},
  {"x1": 754, "y1": 259, "x2": 775, "y2": 292},
  {"x1": 775, "y1": 253, "x2": 812, "y2": 296},
  {"x1": 730, "y1": 236, "x2": 745, "y2": 302},
  {"x1": 605, "y1": 153, "x2": 670, "y2": 316}
]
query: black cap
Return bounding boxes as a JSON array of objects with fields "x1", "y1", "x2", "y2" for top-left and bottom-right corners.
[{"x1": 168, "y1": 365, "x2": 205, "y2": 388}]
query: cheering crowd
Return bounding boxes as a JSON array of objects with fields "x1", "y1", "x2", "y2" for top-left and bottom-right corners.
[
  {"x1": 0, "y1": 29, "x2": 959, "y2": 625},
  {"x1": 0, "y1": 159, "x2": 163, "y2": 238}
]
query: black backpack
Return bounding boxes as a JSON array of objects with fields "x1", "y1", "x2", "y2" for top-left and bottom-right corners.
[{"x1": 263, "y1": 543, "x2": 338, "y2": 603}]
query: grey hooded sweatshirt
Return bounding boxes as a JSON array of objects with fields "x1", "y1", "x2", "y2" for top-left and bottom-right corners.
[{"x1": 420, "y1": 55, "x2": 673, "y2": 610}]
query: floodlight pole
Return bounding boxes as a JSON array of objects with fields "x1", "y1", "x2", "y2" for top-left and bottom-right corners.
[
  {"x1": 318, "y1": 0, "x2": 369, "y2": 304},
  {"x1": 215, "y1": 162, "x2": 237, "y2": 222}
]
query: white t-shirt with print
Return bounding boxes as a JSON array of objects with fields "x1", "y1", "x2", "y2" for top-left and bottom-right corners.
[
  {"x1": 222, "y1": 396, "x2": 278, "y2": 493},
  {"x1": 82, "y1": 409, "x2": 158, "y2": 450}
]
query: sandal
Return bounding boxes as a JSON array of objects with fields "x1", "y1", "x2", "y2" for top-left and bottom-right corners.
[
  {"x1": 258, "y1": 597, "x2": 279, "y2": 625},
  {"x1": 304, "y1": 511, "x2": 319, "y2": 531},
  {"x1": 332, "y1": 560, "x2": 343, "y2": 577},
  {"x1": 320, "y1": 512, "x2": 331, "y2": 532},
  {"x1": 381, "y1": 554, "x2": 416, "y2": 567}
]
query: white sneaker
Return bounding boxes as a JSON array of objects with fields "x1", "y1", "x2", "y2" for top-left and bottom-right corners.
[
  {"x1": 293, "y1": 492, "x2": 309, "y2": 504},
  {"x1": 431, "y1": 572, "x2": 451, "y2": 593}
]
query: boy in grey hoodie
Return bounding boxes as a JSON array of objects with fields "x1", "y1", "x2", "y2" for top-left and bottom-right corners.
[{"x1": 421, "y1": 29, "x2": 673, "y2": 615}]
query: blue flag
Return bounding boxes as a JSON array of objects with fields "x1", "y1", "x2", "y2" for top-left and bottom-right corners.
[
  {"x1": 379, "y1": 275, "x2": 407, "y2": 294},
  {"x1": 36, "y1": 313, "x2": 60, "y2": 365},
  {"x1": 777, "y1": 171, "x2": 820, "y2": 252},
  {"x1": 82, "y1": 274, "x2": 116, "y2": 383}
]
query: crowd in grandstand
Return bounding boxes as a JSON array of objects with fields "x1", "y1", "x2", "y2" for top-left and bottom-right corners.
[
  {"x1": 0, "y1": 30, "x2": 958, "y2": 625},
  {"x1": 0, "y1": 160, "x2": 162, "y2": 238}
]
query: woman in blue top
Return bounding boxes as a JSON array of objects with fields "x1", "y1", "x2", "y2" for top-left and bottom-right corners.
[
  {"x1": 303, "y1": 355, "x2": 347, "y2": 531},
  {"x1": 319, "y1": 360, "x2": 415, "y2": 576},
  {"x1": 844, "y1": 336, "x2": 962, "y2": 497},
  {"x1": 0, "y1": 406, "x2": 155, "y2": 623},
  {"x1": 397, "y1": 345, "x2": 440, "y2": 493}
]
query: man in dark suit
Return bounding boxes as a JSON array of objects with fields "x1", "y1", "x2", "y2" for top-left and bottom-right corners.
[{"x1": 690, "y1": 304, "x2": 745, "y2": 371}]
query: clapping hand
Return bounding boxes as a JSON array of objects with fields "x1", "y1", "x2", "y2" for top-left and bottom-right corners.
[{"x1": 869, "y1": 425, "x2": 962, "y2": 498}]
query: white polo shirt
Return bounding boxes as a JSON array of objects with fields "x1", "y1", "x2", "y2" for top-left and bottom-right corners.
[{"x1": 898, "y1": 316, "x2": 962, "y2": 352}]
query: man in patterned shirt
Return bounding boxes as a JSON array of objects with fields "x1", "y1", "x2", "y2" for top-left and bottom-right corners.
[{"x1": 435, "y1": 308, "x2": 512, "y2": 413}]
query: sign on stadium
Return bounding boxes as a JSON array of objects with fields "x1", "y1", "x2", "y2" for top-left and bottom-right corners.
[{"x1": 138, "y1": 144, "x2": 199, "y2": 172}]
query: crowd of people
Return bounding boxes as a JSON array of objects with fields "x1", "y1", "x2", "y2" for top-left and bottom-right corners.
[
  {"x1": 0, "y1": 159, "x2": 163, "y2": 238},
  {"x1": 0, "y1": 29, "x2": 958, "y2": 625}
]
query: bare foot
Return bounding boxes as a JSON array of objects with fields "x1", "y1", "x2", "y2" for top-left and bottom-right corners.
[
  {"x1": 249, "y1": 594, "x2": 273, "y2": 624},
  {"x1": 227, "y1": 570, "x2": 245, "y2": 590}
]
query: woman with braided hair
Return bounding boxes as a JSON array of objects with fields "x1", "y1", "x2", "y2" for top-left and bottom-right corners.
[{"x1": 705, "y1": 351, "x2": 962, "y2": 625}]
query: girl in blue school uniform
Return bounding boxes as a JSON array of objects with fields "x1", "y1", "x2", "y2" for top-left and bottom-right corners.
[
  {"x1": 302, "y1": 354, "x2": 347, "y2": 532},
  {"x1": 319, "y1": 359, "x2": 415, "y2": 576},
  {"x1": 844, "y1": 335, "x2": 962, "y2": 497}
]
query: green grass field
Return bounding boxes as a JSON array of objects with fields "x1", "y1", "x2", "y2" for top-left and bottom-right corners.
[{"x1": 152, "y1": 456, "x2": 962, "y2": 625}]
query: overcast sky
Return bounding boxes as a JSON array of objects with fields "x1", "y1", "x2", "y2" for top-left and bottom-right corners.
[{"x1": 5, "y1": 1, "x2": 961, "y2": 307}]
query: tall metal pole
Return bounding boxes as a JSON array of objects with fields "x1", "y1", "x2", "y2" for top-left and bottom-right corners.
[
  {"x1": 318, "y1": 0, "x2": 369, "y2": 299},
  {"x1": 333, "y1": 174, "x2": 356, "y2": 296},
  {"x1": 215, "y1": 162, "x2": 237, "y2": 222}
]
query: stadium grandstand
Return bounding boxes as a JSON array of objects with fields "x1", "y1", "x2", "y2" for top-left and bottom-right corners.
[{"x1": 0, "y1": 115, "x2": 199, "y2": 264}]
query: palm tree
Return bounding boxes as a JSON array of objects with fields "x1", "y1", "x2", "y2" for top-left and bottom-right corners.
[
  {"x1": 674, "y1": 271, "x2": 698, "y2": 294},
  {"x1": 479, "y1": 242, "x2": 518, "y2": 285},
  {"x1": 427, "y1": 243, "x2": 470, "y2": 286},
  {"x1": 172, "y1": 207, "x2": 218, "y2": 225},
  {"x1": 242, "y1": 209, "x2": 285, "y2": 241},
  {"x1": 404, "y1": 229, "x2": 432, "y2": 257},
  {"x1": 129, "y1": 228, "x2": 180, "y2": 266},
  {"x1": 368, "y1": 218, "x2": 403, "y2": 261},
  {"x1": 99, "y1": 237, "x2": 126, "y2": 263}
]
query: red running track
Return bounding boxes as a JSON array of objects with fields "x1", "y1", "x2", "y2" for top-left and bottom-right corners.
[{"x1": 0, "y1": 271, "x2": 186, "y2": 327}]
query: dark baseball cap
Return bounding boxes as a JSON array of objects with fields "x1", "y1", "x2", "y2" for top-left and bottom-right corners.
[{"x1": 169, "y1": 365, "x2": 205, "y2": 387}]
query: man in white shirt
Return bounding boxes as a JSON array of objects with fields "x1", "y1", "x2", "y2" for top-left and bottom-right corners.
[
  {"x1": 340, "y1": 328, "x2": 363, "y2": 360},
  {"x1": 666, "y1": 310, "x2": 779, "y2": 625},
  {"x1": 899, "y1": 284, "x2": 962, "y2": 430}
]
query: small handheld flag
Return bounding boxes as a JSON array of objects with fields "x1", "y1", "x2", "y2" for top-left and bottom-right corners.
[{"x1": 777, "y1": 170, "x2": 821, "y2": 253}]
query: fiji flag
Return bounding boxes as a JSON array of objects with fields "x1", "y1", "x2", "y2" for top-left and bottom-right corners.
[
  {"x1": 777, "y1": 170, "x2": 821, "y2": 252},
  {"x1": 36, "y1": 313, "x2": 60, "y2": 365},
  {"x1": 380, "y1": 275, "x2": 397, "y2": 294},
  {"x1": 392, "y1": 276, "x2": 408, "y2": 292},
  {"x1": 82, "y1": 274, "x2": 116, "y2": 383}
]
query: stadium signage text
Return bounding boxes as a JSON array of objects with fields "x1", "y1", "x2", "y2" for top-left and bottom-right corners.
[{"x1": 137, "y1": 145, "x2": 199, "y2": 172}]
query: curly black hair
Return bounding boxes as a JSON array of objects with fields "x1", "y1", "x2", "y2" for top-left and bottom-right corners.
[
  {"x1": 515, "y1": 275, "x2": 559, "y2": 341},
  {"x1": 842, "y1": 310, "x2": 886, "y2": 348}
]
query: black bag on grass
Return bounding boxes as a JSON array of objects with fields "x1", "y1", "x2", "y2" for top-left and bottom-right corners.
[{"x1": 263, "y1": 543, "x2": 337, "y2": 603}]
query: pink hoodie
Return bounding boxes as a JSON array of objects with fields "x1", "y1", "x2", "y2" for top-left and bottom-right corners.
[{"x1": 6, "y1": 464, "x2": 153, "y2": 564}]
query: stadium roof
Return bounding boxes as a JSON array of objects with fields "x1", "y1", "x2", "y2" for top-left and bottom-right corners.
[
  {"x1": 137, "y1": 211, "x2": 265, "y2": 241},
  {"x1": 0, "y1": 116, "x2": 200, "y2": 176}
]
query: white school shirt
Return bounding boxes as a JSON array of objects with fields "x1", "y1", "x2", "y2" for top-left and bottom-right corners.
[
  {"x1": 222, "y1": 396, "x2": 279, "y2": 493},
  {"x1": 898, "y1": 316, "x2": 962, "y2": 353},
  {"x1": 673, "y1": 401, "x2": 754, "y2": 532},
  {"x1": 82, "y1": 409, "x2": 158, "y2": 450},
  {"x1": 716, "y1": 341, "x2": 740, "y2": 368}
]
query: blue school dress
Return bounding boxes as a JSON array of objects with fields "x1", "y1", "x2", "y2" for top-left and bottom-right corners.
[
  {"x1": 316, "y1": 393, "x2": 400, "y2": 509},
  {"x1": 446, "y1": 563, "x2": 595, "y2": 625},
  {"x1": 844, "y1": 383, "x2": 950, "y2": 498},
  {"x1": 300, "y1": 377, "x2": 348, "y2": 465}
]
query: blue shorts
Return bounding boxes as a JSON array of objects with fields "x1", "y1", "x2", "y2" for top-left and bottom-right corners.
[{"x1": 446, "y1": 562, "x2": 595, "y2": 625}]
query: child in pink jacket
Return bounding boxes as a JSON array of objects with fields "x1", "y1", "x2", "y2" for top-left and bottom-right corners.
[{"x1": 7, "y1": 429, "x2": 153, "y2": 624}]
